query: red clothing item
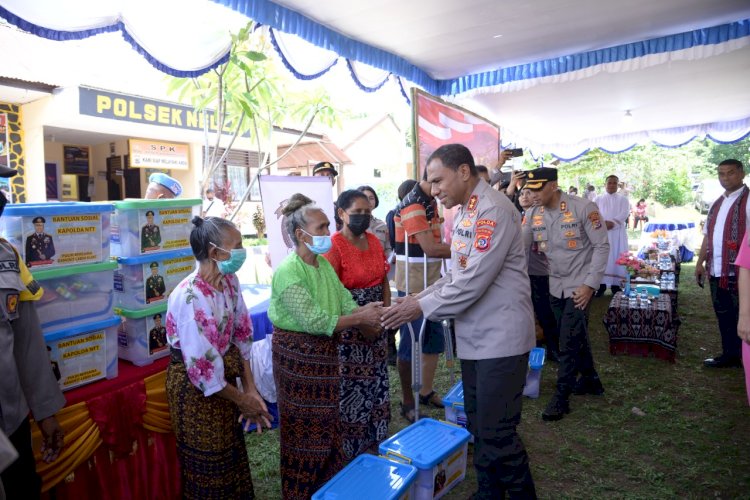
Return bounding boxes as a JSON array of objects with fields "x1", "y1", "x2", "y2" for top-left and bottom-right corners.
[{"x1": 325, "y1": 232, "x2": 389, "y2": 289}]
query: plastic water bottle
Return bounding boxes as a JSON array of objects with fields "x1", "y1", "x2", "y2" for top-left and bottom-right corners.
[
  {"x1": 629, "y1": 292, "x2": 638, "y2": 309},
  {"x1": 640, "y1": 290, "x2": 649, "y2": 308}
]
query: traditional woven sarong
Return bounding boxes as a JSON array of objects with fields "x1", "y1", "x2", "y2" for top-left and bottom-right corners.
[
  {"x1": 339, "y1": 284, "x2": 390, "y2": 460},
  {"x1": 273, "y1": 327, "x2": 343, "y2": 499},
  {"x1": 166, "y1": 344, "x2": 254, "y2": 499}
]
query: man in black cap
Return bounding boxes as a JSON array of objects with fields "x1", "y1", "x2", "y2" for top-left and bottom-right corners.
[
  {"x1": 0, "y1": 165, "x2": 67, "y2": 498},
  {"x1": 523, "y1": 167, "x2": 609, "y2": 421},
  {"x1": 25, "y1": 217, "x2": 56, "y2": 266},
  {"x1": 312, "y1": 161, "x2": 342, "y2": 230},
  {"x1": 141, "y1": 210, "x2": 161, "y2": 252},
  {"x1": 145, "y1": 262, "x2": 166, "y2": 303},
  {"x1": 312, "y1": 161, "x2": 338, "y2": 186},
  {"x1": 149, "y1": 314, "x2": 168, "y2": 355}
]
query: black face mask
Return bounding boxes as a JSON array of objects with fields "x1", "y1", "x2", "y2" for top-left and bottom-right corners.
[
  {"x1": 347, "y1": 214, "x2": 370, "y2": 236},
  {"x1": 0, "y1": 190, "x2": 7, "y2": 218}
]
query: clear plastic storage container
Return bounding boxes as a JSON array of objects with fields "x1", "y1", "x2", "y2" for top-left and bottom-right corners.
[
  {"x1": 44, "y1": 316, "x2": 121, "y2": 391},
  {"x1": 110, "y1": 199, "x2": 201, "y2": 257},
  {"x1": 0, "y1": 202, "x2": 113, "y2": 270},
  {"x1": 116, "y1": 303, "x2": 170, "y2": 366},
  {"x1": 312, "y1": 454, "x2": 418, "y2": 500},
  {"x1": 114, "y1": 248, "x2": 194, "y2": 309},
  {"x1": 379, "y1": 418, "x2": 471, "y2": 499},
  {"x1": 34, "y1": 261, "x2": 117, "y2": 332}
]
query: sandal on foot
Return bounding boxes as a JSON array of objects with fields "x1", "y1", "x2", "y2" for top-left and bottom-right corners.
[
  {"x1": 399, "y1": 402, "x2": 416, "y2": 424},
  {"x1": 419, "y1": 391, "x2": 445, "y2": 408}
]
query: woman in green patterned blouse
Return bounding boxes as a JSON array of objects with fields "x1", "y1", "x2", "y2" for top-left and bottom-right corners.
[{"x1": 268, "y1": 193, "x2": 382, "y2": 499}]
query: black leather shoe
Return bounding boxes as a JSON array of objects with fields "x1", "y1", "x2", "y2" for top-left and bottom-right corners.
[
  {"x1": 573, "y1": 375, "x2": 605, "y2": 395},
  {"x1": 594, "y1": 285, "x2": 606, "y2": 298},
  {"x1": 703, "y1": 355, "x2": 742, "y2": 368},
  {"x1": 541, "y1": 394, "x2": 570, "y2": 421}
]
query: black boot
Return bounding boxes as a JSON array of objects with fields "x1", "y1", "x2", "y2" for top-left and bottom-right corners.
[
  {"x1": 573, "y1": 375, "x2": 605, "y2": 396},
  {"x1": 471, "y1": 466, "x2": 504, "y2": 499},
  {"x1": 541, "y1": 393, "x2": 570, "y2": 421},
  {"x1": 594, "y1": 284, "x2": 606, "y2": 297}
]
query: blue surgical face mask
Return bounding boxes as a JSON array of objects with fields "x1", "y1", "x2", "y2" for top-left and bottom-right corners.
[
  {"x1": 301, "y1": 229, "x2": 332, "y2": 254},
  {"x1": 211, "y1": 243, "x2": 247, "y2": 275}
]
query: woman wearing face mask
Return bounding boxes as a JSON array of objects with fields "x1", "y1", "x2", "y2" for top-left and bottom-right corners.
[
  {"x1": 324, "y1": 190, "x2": 391, "y2": 461},
  {"x1": 268, "y1": 193, "x2": 383, "y2": 499},
  {"x1": 165, "y1": 216, "x2": 271, "y2": 499}
]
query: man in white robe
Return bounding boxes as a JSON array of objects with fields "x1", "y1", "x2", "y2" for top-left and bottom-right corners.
[{"x1": 594, "y1": 175, "x2": 630, "y2": 296}]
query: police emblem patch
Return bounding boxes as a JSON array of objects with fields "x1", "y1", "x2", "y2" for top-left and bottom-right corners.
[
  {"x1": 567, "y1": 240, "x2": 577, "y2": 249},
  {"x1": 476, "y1": 219, "x2": 497, "y2": 228},
  {"x1": 6, "y1": 293, "x2": 18, "y2": 314},
  {"x1": 453, "y1": 240, "x2": 467, "y2": 252},
  {"x1": 560, "y1": 201, "x2": 567, "y2": 212},
  {"x1": 458, "y1": 255, "x2": 468, "y2": 269},
  {"x1": 539, "y1": 241, "x2": 548, "y2": 252},
  {"x1": 467, "y1": 195, "x2": 478, "y2": 212},
  {"x1": 461, "y1": 218, "x2": 472, "y2": 227},
  {"x1": 474, "y1": 228, "x2": 493, "y2": 252}
]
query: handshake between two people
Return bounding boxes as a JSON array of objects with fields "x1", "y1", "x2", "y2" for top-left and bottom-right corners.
[{"x1": 354, "y1": 295, "x2": 424, "y2": 341}]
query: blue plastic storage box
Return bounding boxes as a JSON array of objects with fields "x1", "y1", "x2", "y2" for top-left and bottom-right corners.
[
  {"x1": 379, "y1": 418, "x2": 471, "y2": 499},
  {"x1": 0, "y1": 202, "x2": 113, "y2": 270},
  {"x1": 33, "y1": 261, "x2": 117, "y2": 332},
  {"x1": 111, "y1": 199, "x2": 201, "y2": 257},
  {"x1": 114, "y1": 248, "x2": 195, "y2": 309},
  {"x1": 116, "y1": 303, "x2": 170, "y2": 366},
  {"x1": 44, "y1": 316, "x2": 121, "y2": 391},
  {"x1": 312, "y1": 454, "x2": 418, "y2": 500},
  {"x1": 442, "y1": 381, "x2": 472, "y2": 443}
]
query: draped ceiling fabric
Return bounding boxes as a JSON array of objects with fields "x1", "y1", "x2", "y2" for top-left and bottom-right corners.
[{"x1": 2, "y1": 0, "x2": 750, "y2": 158}]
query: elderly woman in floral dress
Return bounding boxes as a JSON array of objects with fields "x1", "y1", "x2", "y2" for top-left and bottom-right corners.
[{"x1": 166, "y1": 216, "x2": 271, "y2": 499}]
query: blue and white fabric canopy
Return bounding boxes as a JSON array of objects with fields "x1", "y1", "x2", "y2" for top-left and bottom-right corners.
[{"x1": 2, "y1": 0, "x2": 749, "y2": 158}]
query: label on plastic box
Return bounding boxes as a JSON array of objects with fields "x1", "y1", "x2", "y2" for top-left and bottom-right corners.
[
  {"x1": 145, "y1": 312, "x2": 168, "y2": 356},
  {"x1": 142, "y1": 255, "x2": 194, "y2": 304},
  {"x1": 47, "y1": 330, "x2": 107, "y2": 391},
  {"x1": 113, "y1": 272, "x2": 124, "y2": 292},
  {"x1": 22, "y1": 214, "x2": 103, "y2": 269},
  {"x1": 138, "y1": 207, "x2": 192, "y2": 255},
  {"x1": 432, "y1": 447, "x2": 466, "y2": 497}
]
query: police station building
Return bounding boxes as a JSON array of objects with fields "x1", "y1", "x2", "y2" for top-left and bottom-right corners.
[{"x1": 0, "y1": 84, "x2": 269, "y2": 204}]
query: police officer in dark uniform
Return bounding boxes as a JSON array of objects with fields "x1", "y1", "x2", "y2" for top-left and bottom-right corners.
[
  {"x1": 523, "y1": 167, "x2": 609, "y2": 421},
  {"x1": 149, "y1": 314, "x2": 167, "y2": 355},
  {"x1": 0, "y1": 166, "x2": 66, "y2": 499},
  {"x1": 25, "y1": 216, "x2": 56, "y2": 265},
  {"x1": 145, "y1": 262, "x2": 166, "y2": 303},
  {"x1": 141, "y1": 211, "x2": 161, "y2": 252}
]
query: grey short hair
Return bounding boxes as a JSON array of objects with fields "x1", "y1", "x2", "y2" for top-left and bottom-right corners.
[
  {"x1": 190, "y1": 216, "x2": 236, "y2": 261},
  {"x1": 284, "y1": 202, "x2": 322, "y2": 246}
]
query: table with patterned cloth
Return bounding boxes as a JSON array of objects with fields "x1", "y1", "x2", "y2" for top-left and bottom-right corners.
[{"x1": 604, "y1": 293, "x2": 681, "y2": 362}]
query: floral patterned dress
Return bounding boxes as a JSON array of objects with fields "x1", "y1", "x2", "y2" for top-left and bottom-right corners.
[{"x1": 165, "y1": 271, "x2": 255, "y2": 500}]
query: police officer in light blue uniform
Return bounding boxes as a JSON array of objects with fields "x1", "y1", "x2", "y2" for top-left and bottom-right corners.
[{"x1": 144, "y1": 172, "x2": 182, "y2": 200}]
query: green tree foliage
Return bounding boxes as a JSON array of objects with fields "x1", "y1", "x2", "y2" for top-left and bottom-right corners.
[
  {"x1": 556, "y1": 137, "x2": 750, "y2": 206},
  {"x1": 166, "y1": 22, "x2": 339, "y2": 217}
]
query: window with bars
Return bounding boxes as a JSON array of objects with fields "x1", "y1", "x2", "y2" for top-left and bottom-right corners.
[{"x1": 203, "y1": 147, "x2": 265, "y2": 202}]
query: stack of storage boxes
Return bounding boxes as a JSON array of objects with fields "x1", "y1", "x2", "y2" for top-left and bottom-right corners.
[
  {"x1": 1, "y1": 202, "x2": 119, "y2": 391},
  {"x1": 111, "y1": 199, "x2": 201, "y2": 366}
]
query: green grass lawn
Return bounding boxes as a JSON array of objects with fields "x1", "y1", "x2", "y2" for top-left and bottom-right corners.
[{"x1": 245, "y1": 261, "x2": 750, "y2": 499}]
